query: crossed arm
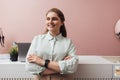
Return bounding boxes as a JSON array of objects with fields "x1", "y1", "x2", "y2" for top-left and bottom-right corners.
[{"x1": 27, "y1": 54, "x2": 72, "y2": 75}]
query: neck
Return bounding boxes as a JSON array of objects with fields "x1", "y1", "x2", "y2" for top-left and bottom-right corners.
[{"x1": 49, "y1": 31, "x2": 60, "y2": 37}]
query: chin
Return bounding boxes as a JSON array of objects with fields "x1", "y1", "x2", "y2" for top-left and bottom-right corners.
[
  {"x1": 49, "y1": 30, "x2": 55, "y2": 32},
  {"x1": 47, "y1": 28, "x2": 55, "y2": 31}
]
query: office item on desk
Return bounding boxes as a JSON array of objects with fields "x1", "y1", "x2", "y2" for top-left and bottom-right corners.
[
  {"x1": 115, "y1": 66, "x2": 120, "y2": 77},
  {"x1": 0, "y1": 27, "x2": 5, "y2": 47},
  {"x1": 9, "y1": 42, "x2": 18, "y2": 61},
  {"x1": 17, "y1": 43, "x2": 31, "y2": 62},
  {"x1": 115, "y1": 19, "x2": 120, "y2": 39}
]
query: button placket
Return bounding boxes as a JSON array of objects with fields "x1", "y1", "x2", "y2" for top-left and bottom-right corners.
[{"x1": 50, "y1": 38, "x2": 56, "y2": 60}]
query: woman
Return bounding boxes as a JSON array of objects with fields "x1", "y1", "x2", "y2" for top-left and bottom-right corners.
[{"x1": 26, "y1": 8, "x2": 78, "y2": 80}]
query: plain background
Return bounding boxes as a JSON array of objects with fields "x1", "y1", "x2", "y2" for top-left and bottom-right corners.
[{"x1": 0, "y1": 0, "x2": 120, "y2": 55}]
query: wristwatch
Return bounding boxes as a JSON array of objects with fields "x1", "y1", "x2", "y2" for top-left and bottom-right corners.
[{"x1": 44, "y1": 59, "x2": 50, "y2": 68}]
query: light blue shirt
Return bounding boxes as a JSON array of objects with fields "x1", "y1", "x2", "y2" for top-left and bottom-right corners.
[{"x1": 25, "y1": 32, "x2": 78, "y2": 75}]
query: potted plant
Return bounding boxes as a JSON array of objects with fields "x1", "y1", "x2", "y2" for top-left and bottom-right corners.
[{"x1": 9, "y1": 42, "x2": 18, "y2": 61}]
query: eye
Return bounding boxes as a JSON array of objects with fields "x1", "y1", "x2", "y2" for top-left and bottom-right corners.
[
  {"x1": 46, "y1": 17, "x2": 59, "y2": 21},
  {"x1": 46, "y1": 17, "x2": 50, "y2": 21},
  {"x1": 52, "y1": 17, "x2": 58, "y2": 21}
]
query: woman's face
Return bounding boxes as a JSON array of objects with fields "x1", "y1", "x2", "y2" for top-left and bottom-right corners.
[{"x1": 46, "y1": 12, "x2": 63, "y2": 33}]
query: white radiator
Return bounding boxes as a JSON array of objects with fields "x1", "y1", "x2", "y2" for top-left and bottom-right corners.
[
  {"x1": 1, "y1": 78, "x2": 120, "y2": 80},
  {"x1": 0, "y1": 78, "x2": 33, "y2": 80},
  {"x1": 74, "y1": 64, "x2": 120, "y2": 80},
  {"x1": 0, "y1": 62, "x2": 34, "y2": 80},
  {"x1": 74, "y1": 78, "x2": 120, "y2": 80}
]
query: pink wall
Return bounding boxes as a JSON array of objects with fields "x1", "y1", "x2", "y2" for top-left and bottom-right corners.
[{"x1": 0, "y1": 0, "x2": 120, "y2": 55}]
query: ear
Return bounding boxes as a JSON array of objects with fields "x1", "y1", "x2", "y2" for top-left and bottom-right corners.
[{"x1": 61, "y1": 21, "x2": 64, "y2": 26}]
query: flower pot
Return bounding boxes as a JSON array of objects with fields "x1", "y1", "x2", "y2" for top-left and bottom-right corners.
[{"x1": 10, "y1": 54, "x2": 18, "y2": 61}]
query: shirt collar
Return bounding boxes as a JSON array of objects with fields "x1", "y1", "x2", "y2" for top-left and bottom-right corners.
[{"x1": 46, "y1": 31, "x2": 63, "y2": 41}]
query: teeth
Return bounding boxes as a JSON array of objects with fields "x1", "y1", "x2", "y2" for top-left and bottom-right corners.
[{"x1": 48, "y1": 25, "x2": 55, "y2": 27}]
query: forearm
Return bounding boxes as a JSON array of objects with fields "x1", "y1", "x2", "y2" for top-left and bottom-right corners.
[
  {"x1": 41, "y1": 68, "x2": 59, "y2": 75},
  {"x1": 36, "y1": 58, "x2": 61, "y2": 73},
  {"x1": 47, "y1": 61, "x2": 61, "y2": 73},
  {"x1": 45, "y1": 56, "x2": 72, "y2": 73},
  {"x1": 27, "y1": 54, "x2": 61, "y2": 73}
]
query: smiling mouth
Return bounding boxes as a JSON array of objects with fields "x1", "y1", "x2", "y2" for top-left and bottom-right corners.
[{"x1": 48, "y1": 24, "x2": 55, "y2": 28}]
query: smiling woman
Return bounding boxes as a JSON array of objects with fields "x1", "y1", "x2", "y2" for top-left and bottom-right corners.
[{"x1": 25, "y1": 8, "x2": 78, "y2": 80}]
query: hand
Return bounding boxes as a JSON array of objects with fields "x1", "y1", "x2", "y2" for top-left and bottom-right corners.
[
  {"x1": 27, "y1": 54, "x2": 45, "y2": 66},
  {"x1": 64, "y1": 56, "x2": 72, "y2": 60}
]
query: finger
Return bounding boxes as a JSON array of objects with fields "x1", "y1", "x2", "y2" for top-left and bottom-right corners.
[
  {"x1": 28, "y1": 53, "x2": 36, "y2": 57},
  {"x1": 64, "y1": 56, "x2": 71, "y2": 60}
]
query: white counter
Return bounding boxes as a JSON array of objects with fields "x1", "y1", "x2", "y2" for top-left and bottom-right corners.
[
  {"x1": 0, "y1": 54, "x2": 119, "y2": 64},
  {"x1": 78, "y1": 55, "x2": 112, "y2": 64},
  {"x1": 0, "y1": 54, "x2": 120, "y2": 80}
]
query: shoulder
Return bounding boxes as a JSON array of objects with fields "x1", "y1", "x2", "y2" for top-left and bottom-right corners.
[
  {"x1": 32, "y1": 34, "x2": 47, "y2": 41},
  {"x1": 63, "y1": 36, "x2": 72, "y2": 41},
  {"x1": 33, "y1": 34, "x2": 47, "y2": 39},
  {"x1": 62, "y1": 37, "x2": 73, "y2": 44}
]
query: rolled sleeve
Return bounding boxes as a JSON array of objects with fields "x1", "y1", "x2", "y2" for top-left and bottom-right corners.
[
  {"x1": 58, "y1": 56, "x2": 79, "y2": 74},
  {"x1": 58, "y1": 39, "x2": 79, "y2": 74}
]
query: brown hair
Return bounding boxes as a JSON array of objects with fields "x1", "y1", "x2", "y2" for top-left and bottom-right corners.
[{"x1": 44, "y1": 8, "x2": 67, "y2": 37}]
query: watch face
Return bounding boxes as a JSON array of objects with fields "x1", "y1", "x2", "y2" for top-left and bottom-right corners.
[{"x1": 45, "y1": 59, "x2": 50, "y2": 68}]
